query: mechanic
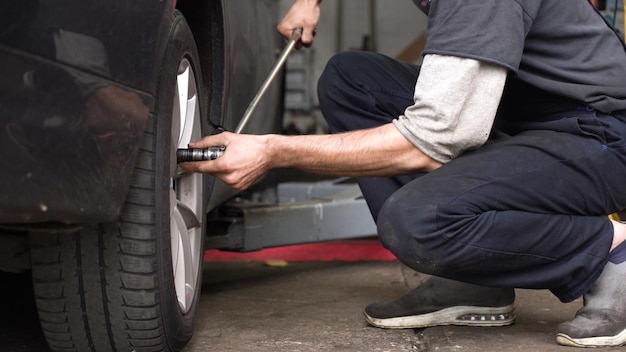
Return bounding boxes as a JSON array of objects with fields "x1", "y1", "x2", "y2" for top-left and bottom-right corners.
[{"x1": 181, "y1": 0, "x2": 626, "y2": 347}]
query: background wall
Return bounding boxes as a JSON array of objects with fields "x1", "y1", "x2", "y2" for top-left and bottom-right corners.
[{"x1": 276, "y1": 0, "x2": 428, "y2": 132}]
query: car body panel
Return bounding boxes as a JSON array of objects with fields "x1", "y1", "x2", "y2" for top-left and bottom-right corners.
[
  {"x1": 0, "y1": 0, "x2": 172, "y2": 92},
  {"x1": 0, "y1": 51, "x2": 152, "y2": 223},
  {"x1": 221, "y1": 0, "x2": 282, "y2": 133},
  {"x1": 0, "y1": 1, "x2": 171, "y2": 223},
  {"x1": 208, "y1": 0, "x2": 284, "y2": 209},
  {"x1": 0, "y1": 0, "x2": 283, "y2": 224}
]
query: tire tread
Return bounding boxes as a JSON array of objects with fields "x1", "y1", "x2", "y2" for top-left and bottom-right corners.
[{"x1": 30, "y1": 10, "x2": 204, "y2": 352}]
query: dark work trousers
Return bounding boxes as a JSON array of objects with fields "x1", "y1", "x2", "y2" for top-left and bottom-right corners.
[{"x1": 317, "y1": 51, "x2": 626, "y2": 303}]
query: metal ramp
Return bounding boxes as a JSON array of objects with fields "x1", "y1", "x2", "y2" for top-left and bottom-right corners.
[{"x1": 205, "y1": 178, "x2": 377, "y2": 252}]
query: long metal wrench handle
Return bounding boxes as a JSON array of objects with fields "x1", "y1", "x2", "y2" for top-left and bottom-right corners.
[
  {"x1": 234, "y1": 27, "x2": 303, "y2": 133},
  {"x1": 177, "y1": 28, "x2": 303, "y2": 163}
]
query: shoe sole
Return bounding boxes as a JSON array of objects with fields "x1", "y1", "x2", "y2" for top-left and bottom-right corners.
[
  {"x1": 556, "y1": 327, "x2": 626, "y2": 348},
  {"x1": 364, "y1": 305, "x2": 516, "y2": 329}
]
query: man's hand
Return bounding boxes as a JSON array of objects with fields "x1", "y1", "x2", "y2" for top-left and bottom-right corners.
[
  {"x1": 178, "y1": 132, "x2": 272, "y2": 190},
  {"x1": 180, "y1": 124, "x2": 442, "y2": 191},
  {"x1": 278, "y1": 0, "x2": 321, "y2": 48}
]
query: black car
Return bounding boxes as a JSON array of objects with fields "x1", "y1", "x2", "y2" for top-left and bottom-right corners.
[{"x1": 0, "y1": 1, "x2": 284, "y2": 351}]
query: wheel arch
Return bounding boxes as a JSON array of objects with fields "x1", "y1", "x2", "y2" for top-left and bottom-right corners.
[{"x1": 175, "y1": 0, "x2": 227, "y2": 130}]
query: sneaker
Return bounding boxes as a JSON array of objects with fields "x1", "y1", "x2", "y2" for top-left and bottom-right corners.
[
  {"x1": 556, "y1": 261, "x2": 626, "y2": 347},
  {"x1": 364, "y1": 276, "x2": 516, "y2": 329}
]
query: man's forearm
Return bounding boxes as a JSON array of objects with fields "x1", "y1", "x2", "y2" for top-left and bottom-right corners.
[{"x1": 266, "y1": 123, "x2": 441, "y2": 176}]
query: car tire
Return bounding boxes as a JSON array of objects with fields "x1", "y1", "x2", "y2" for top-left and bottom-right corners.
[{"x1": 29, "y1": 10, "x2": 207, "y2": 352}]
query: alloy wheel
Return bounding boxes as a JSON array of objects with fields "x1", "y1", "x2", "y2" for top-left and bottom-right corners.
[{"x1": 170, "y1": 58, "x2": 204, "y2": 313}]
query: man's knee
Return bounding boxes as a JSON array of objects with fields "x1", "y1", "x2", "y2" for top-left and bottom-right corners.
[
  {"x1": 376, "y1": 190, "x2": 441, "y2": 264},
  {"x1": 376, "y1": 184, "x2": 471, "y2": 272},
  {"x1": 317, "y1": 51, "x2": 370, "y2": 104}
]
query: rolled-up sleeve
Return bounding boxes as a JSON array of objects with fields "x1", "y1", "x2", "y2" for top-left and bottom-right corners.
[{"x1": 393, "y1": 54, "x2": 507, "y2": 163}]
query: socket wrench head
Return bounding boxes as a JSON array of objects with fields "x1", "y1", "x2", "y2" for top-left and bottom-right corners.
[{"x1": 176, "y1": 146, "x2": 225, "y2": 163}]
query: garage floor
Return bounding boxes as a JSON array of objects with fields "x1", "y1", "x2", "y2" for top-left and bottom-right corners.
[
  {"x1": 184, "y1": 260, "x2": 615, "y2": 352},
  {"x1": 2, "y1": 252, "x2": 621, "y2": 352}
]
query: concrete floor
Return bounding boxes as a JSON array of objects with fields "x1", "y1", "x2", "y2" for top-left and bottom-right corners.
[
  {"x1": 2, "y1": 261, "x2": 622, "y2": 352},
  {"x1": 184, "y1": 261, "x2": 616, "y2": 352}
]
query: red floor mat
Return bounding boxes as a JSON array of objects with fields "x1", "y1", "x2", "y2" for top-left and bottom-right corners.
[{"x1": 204, "y1": 239, "x2": 397, "y2": 262}]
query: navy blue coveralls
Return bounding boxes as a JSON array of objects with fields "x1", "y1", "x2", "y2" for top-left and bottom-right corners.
[{"x1": 316, "y1": 0, "x2": 626, "y2": 303}]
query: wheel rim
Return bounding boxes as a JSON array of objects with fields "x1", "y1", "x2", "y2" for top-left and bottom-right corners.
[{"x1": 170, "y1": 58, "x2": 203, "y2": 314}]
